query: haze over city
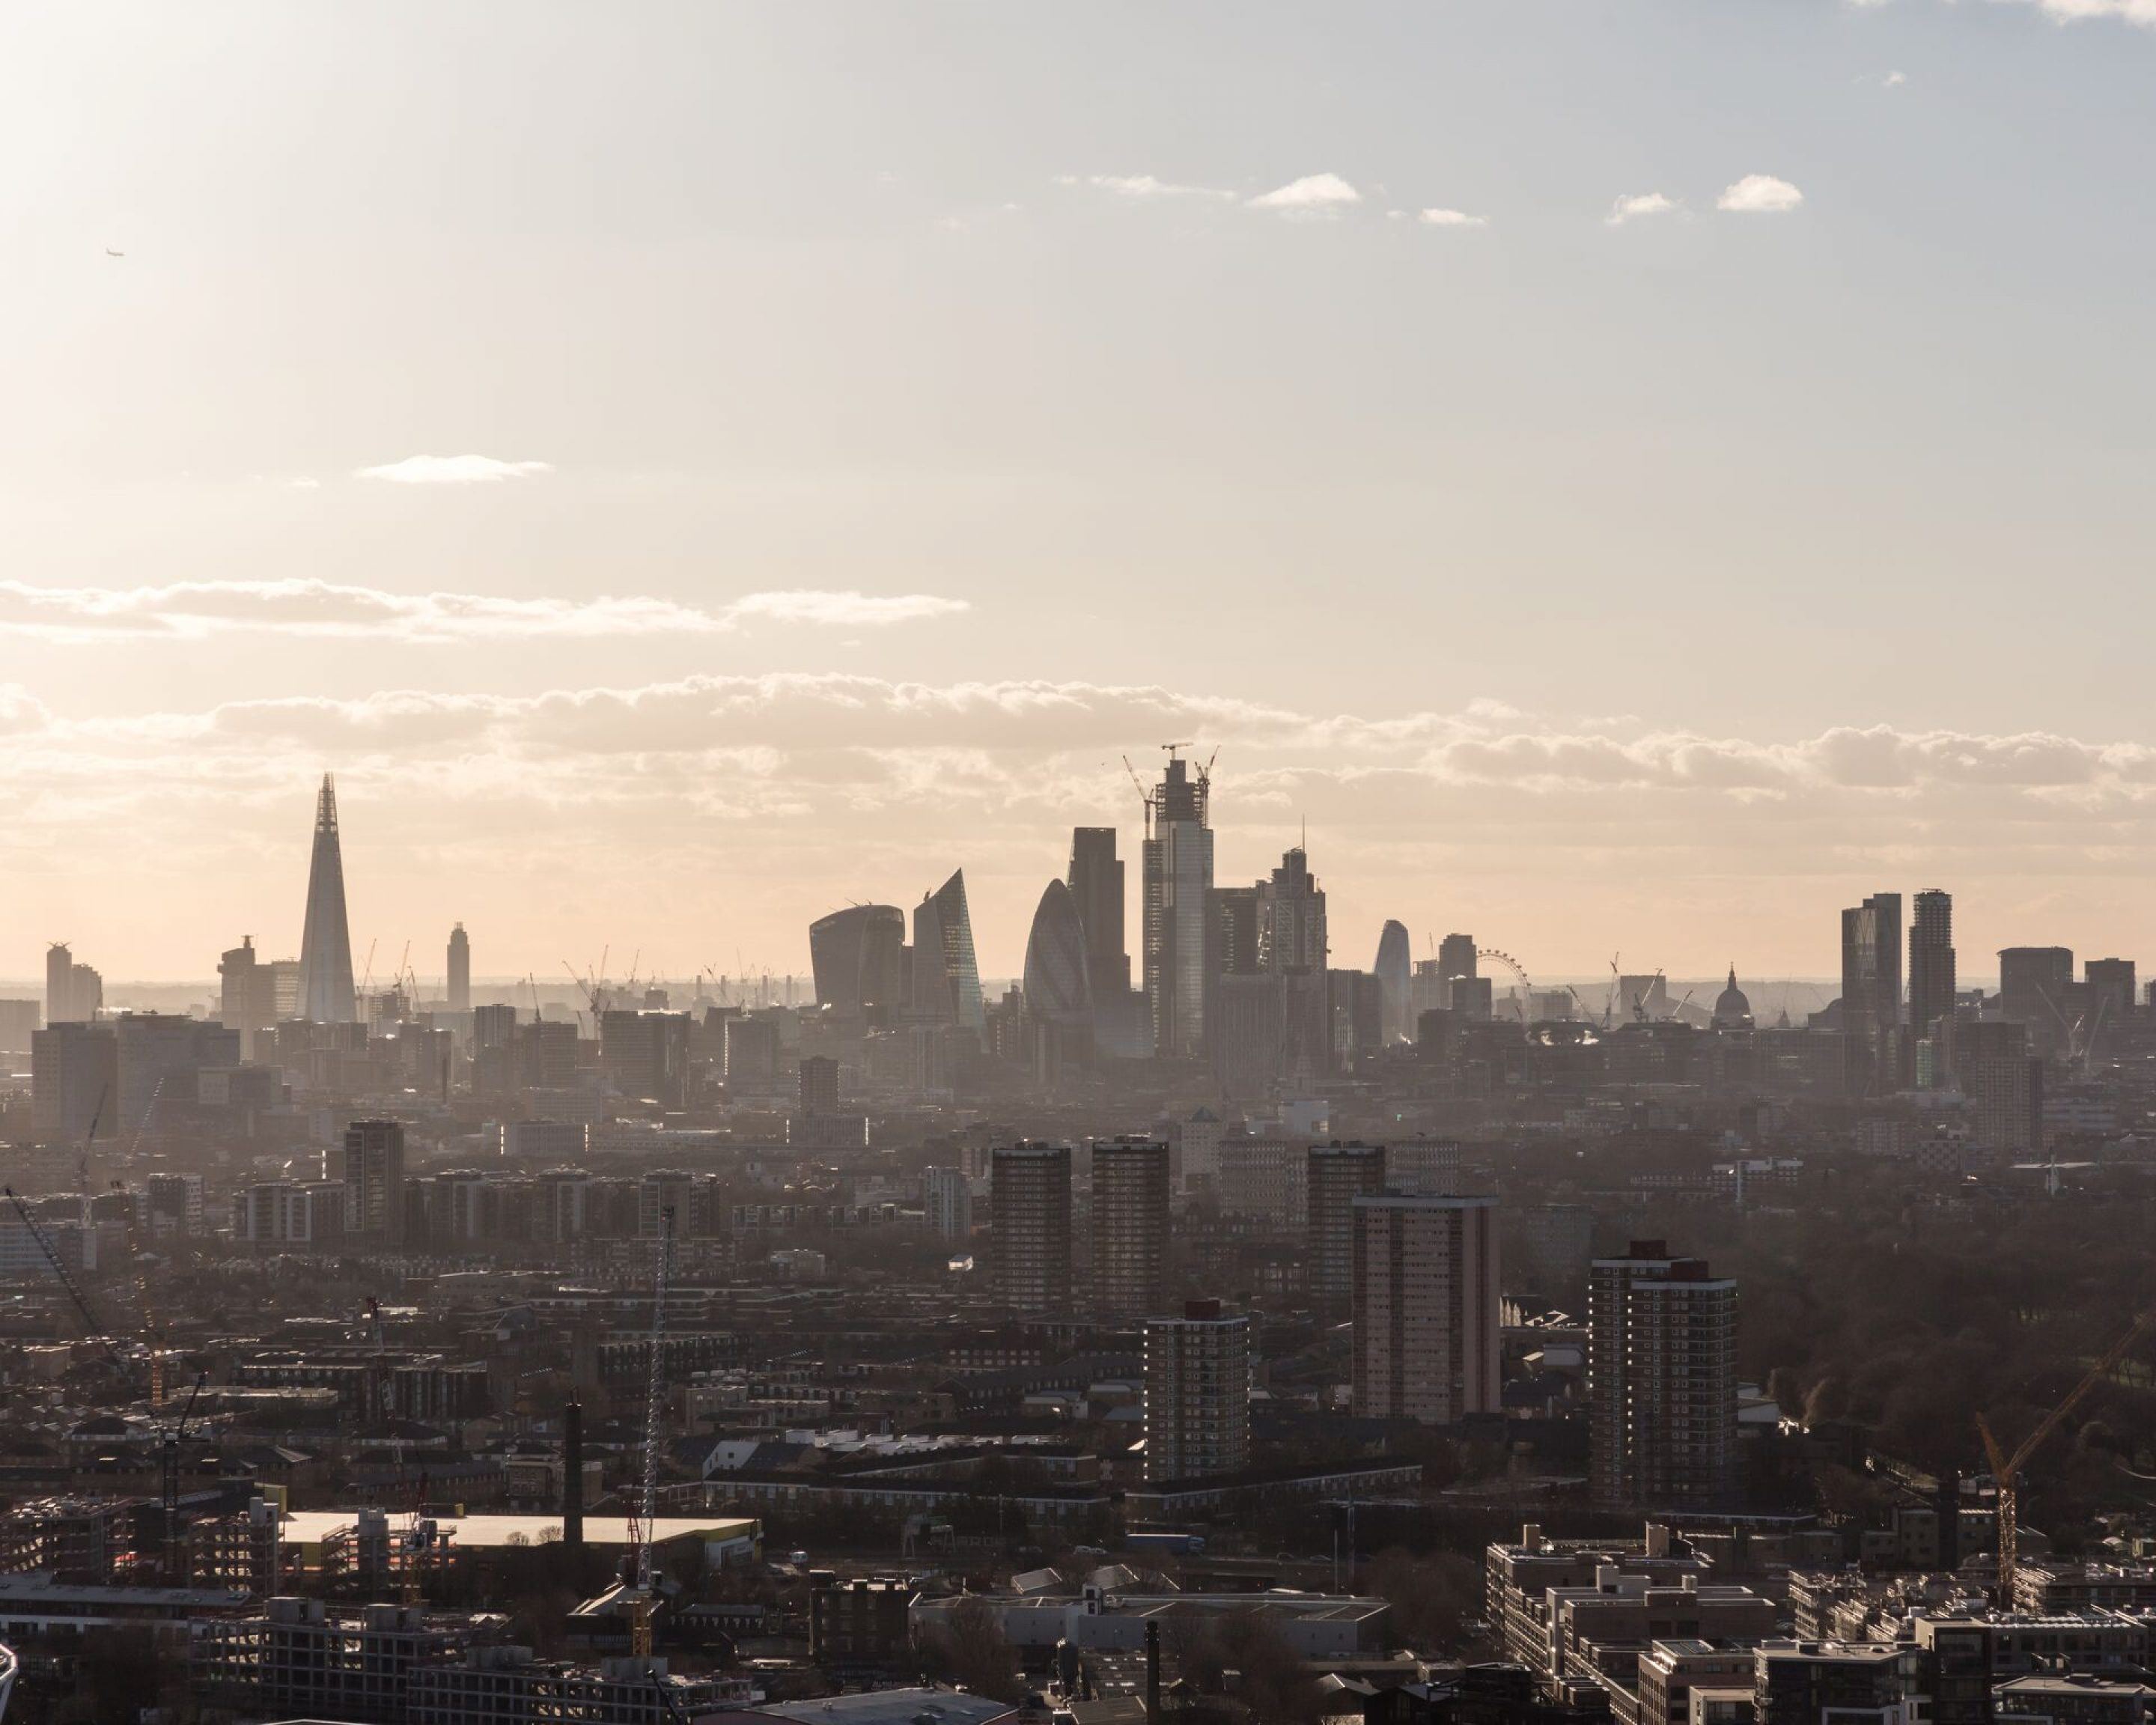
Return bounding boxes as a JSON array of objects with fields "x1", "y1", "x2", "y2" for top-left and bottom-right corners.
[{"x1": 8, "y1": 1, "x2": 2156, "y2": 981}]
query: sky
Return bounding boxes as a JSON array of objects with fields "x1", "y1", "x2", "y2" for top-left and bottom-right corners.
[{"x1": 4, "y1": 0, "x2": 2156, "y2": 988}]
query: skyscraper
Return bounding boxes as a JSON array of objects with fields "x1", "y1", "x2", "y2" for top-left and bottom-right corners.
[
  {"x1": 1068, "y1": 827, "x2": 1129, "y2": 999},
  {"x1": 1091, "y1": 1138, "x2": 1170, "y2": 1317},
  {"x1": 299, "y1": 775, "x2": 358, "y2": 1025},
  {"x1": 43, "y1": 942, "x2": 101, "y2": 1026},
  {"x1": 1374, "y1": 920, "x2": 1413, "y2": 1045},
  {"x1": 910, "y1": 871, "x2": 984, "y2": 1034},
  {"x1": 1350, "y1": 1194, "x2": 1502, "y2": 1424},
  {"x1": 1590, "y1": 1241, "x2": 1739, "y2": 1510},
  {"x1": 219, "y1": 936, "x2": 280, "y2": 1057},
  {"x1": 446, "y1": 923, "x2": 471, "y2": 1014},
  {"x1": 1998, "y1": 946, "x2": 2074, "y2": 1057},
  {"x1": 31, "y1": 1021, "x2": 118, "y2": 1144},
  {"x1": 990, "y1": 1143, "x2": 1073, "y2": 1313},
  {"x1": 1437, "y1": 934, "x2": 1478, "y2": 987},
  {"x1": 1907, "y1": 890, "x2": 1955, "y2": 1045},
  {"x1": 1308, "y1": 1142, "x2": 1387, "y2": 1307},
  {"x1": 1145, "y1": 1300, "x2": 1250, "y2": 1482},
  {"x1": 1142, "y1": 752, "x2": 1214, "y2": 1058},
  {"x1": 924, "y1": 1166, "x2": 972, "y2": 1241},
  {"x1": 1839, "y1": 892, "x2": 1903, "y2": 1092},
  {"x1": 808, "y1": 904, "x2": 907, "y2": 1026}
]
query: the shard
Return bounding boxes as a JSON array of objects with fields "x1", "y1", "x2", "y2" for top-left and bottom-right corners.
[{"x1": 298, "y1": 774, "x2": 357, "y2": 1023}]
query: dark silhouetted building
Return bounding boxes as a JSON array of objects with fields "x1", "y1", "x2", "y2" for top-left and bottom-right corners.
[
  {"x1": 446, "y1": 923, "x2": 470, "y2": 1014},
  {"x1": 1908, "y1": 889, "x2": 1955, "y2": 1046},
  {"x1": 1142, "y1": 753, "x2": 1214, "y2": 1059},
  {"x1": 1351, "y1": 1194, "x2": 1501, "y2": 1424},
  {"x1": 32, "y1": 1021, "x2": 118, "y2": 1144},
  {"x1": 1091, "y1": 1139, "x2": 1170, "y2": 1317},
  {"x1": 991, "y1": 1143, "x2": 1073, "y2": 1314},
  {"x1": 344, "y1": 1119, "x2": 407, "y2": 1246},
  {"x1": 298, "y1": 775, "x2": 358, "y2": 1024},
  {"x1": 808, "y1": 904, "x2": 906, "y2": 1028},
  {"x1": 1145, "y1": 1300, "x2": 1249, "y2": 1482},
  {"x1": 1591, "y1": 1241, "x2": 1739, "y2": 1509},
  {"x1": 1308, "y1": 1143, "x2": 1387, "y2": 1306},
  {"x1": 1841, "y1": 892, "x2": 1903, "y2": 1092},
  {"x1": 1374, "y1": 920, "x2": 1413, "y2": 1045},
  {"x1": 600, "y1": 1009, "x2": 692, "y2": 1109}
]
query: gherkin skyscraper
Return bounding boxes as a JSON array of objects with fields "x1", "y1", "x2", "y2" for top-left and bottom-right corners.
[{"x1": 298, "y1": 774, "x2": 357, "y2": 1023}]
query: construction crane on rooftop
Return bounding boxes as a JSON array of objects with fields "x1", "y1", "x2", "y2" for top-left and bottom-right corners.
[{"x1": 1978, "y1": 1309, "x2": 2156, "y2": 1601}]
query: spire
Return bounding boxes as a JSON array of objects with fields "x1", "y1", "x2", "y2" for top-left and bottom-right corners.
[{"x1": 298, "y1": 773, "x2": 357, "y2": 1023}]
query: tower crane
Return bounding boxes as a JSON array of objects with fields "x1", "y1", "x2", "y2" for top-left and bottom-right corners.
[
  {"x1": 161, "y1": 1371, "x2": 208, "y2": 1583},
  {"x1": 3, "y1": 1186, "x2": 124, "y2": 1376},
  {"x1": 1978, "y1": 1309, "x2": 2156, "y2": 1601},
  {"x1": 627, "y1": 1205, "x2": 677, "y2": 1659},
  {"x1": 73, "y1": 1083, "x2": 108, "y2": 1206}
]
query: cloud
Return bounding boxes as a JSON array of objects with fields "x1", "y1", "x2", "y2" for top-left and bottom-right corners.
[
  {"x1": 1247, "y1": 173, "x2": 1362, "y2": 213},
  {"x1": 1056, "y1": 173, "x2": 1233, "y2": 200},
  {"x1": 2011, "y1": 0, "x2": 2156, "y2": 23},
  {"x1": 353, "y1": 454, "x2": 554, "y2": 484},
  {"x1": 1717, "y1": 174, "x2": 1805, "y2": 213},
  {"x1": 1416, "y1": 207, "x2": 1487, "y2": 228},
  {"x1": 16, "y1": 684, "x2": 2156, "y2": 976},
  {"x1": 1607, "y1": 192, "x2": 1679, "y2": 226},
  {"x1": 1884, "y1": 69, "x2": 1908, "y2": 85},
  {"x1": 0, "y1": 581, "x2": 970, "y2": 644}
]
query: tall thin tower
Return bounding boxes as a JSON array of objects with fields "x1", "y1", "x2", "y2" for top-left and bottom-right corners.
[
  {"x1": 298, "y1": 775, "x2": 357, "y2": 1024},
  {"x1": 447, "y1": 922, "x2": 472, "y2": 1014}
]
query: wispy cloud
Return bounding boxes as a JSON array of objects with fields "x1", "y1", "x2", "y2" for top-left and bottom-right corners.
[
  {"x1": 1056, "y1": 173, "x2": 1234, "y2": 201},
  {"x1": 1884, "y1": 68, "x2": 1909, "y2": 86},
  {"x1": 1717, "y1": 174, "x2": 1805, "y2": 213},
  {"x1": 1247, "y1": 173, "x2": 1362, "y2": 214},
  {"x1": 354, "y1": 454, "x2": 554, "y2": 484},
  {"x1": 1416, "y1": 207, "x2": 1487, "y2": 228},
  {"x1": 2010, "y1": 0, "x2": 2156, "y2": 23},
  {"x1": 0, "y1": 582, "x2": 970, "y2": 644},
  {"x1": 1607, "y1": 192, "x2": 1679, "y2": 226}
]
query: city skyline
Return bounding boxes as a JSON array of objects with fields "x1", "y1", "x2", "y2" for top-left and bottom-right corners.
[{"x1": 5, "y1": 4, "x2": 2156, "y2": 976}]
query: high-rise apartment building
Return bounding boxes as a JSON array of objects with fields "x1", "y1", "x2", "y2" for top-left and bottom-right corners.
[
  {"x1": 1907, "y1": 889, "x2": 1955, "y2": 1045},
  {"x1": 43, "y1": 943, "x2": 102, "y2": 1026},
  {"x1": 343, "y1": 1119, "x2": 407, "y2": 1246},
  {"x1": 31, "y1": 1021, "x2": 118, "y2": 1145},
  {"x1": 990, "y1": 1143, "x2": 1073, "y2": 1314},
  {"x1": 1142, "y1": 752, "x2": 1214, "y2": 1058},
  {"x1": 1840, "y1": 892, "x2": 1904, "y2": 1092},
  {"x1": 1374, "y1": 920, "x2": 1413, "y2": 1046},
  {"x1": 298, "y1": 775, "x2": 358, "y2": 1025},
  {"x1": 1953, "y1": 1018, "x2": 2040, "y2": 1152},
  {"x1": 797, "y1": 1053, "x2": 840, "y2": 1118},
  {"x1": 1350, "y1": 1194, "x2": 1502, "y2": 1424},
  {"x1": 446, "y1": 924, "x2": 471, "y2": 1014},
  {"x1": 1590, "y1": 1241, "x2": 1740, "y2": 1510},
  {"x1": 1308, "y1": 1143, "x2": 1388, "y2": 1306},
  {"x1": 219, "y1": 935, "x2": 281, "y2": 1058},
  {"x1": 1091, "y1": 1139, "x2": 1171, "y2": 1317},
  {"x1": 1144, "y1": 1299, "x2": 1250, "y2": 1482},
  {"x1": 923, "y1": 1166, "x2": 972, "y2": 1241}
]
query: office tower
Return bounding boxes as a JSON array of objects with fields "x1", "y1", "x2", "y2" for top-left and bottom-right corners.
[
  {"x1": 1307, "y1": 1143, "x2": 1388, "y2": 1306},
  {"x1": 1448, "y1": 975, "x2": 1494, "y2": 1019},
  {"x1": 910, "y1": 871, "x2": 984, "y2": 1033},
  {"x1": 1068, "y1": 827, "x2": 1130, "y2": 998},
  {"x1": 1907, "y1": 890, "x2": 1955, "y2": 1043},
  {"x1": 1954, "y1": 1019, "x2": 2040, "y2": 1152},
  {"x1": 1023, "y1": 880, "x2": 1094, "y2": 1029},
  {"x1": 343, "y1": 1119, "x2": 407, "y2": 1246},
  {"x1": 1374, "y1": 921, "x2": 1413, "y2": 1045},
  {"x1": 445, "y1": 924, "x2": 471, "y2": 1014},
  {"x1": 990, "y1": 1143, "x2": 1073, "y2": 1314},
  {"x1": 1437, "y1": 934, "x2": 1478, "y2": 986},
  {"x1": 1998, "y1": 946, "x2": 2074, "y2": 1056},
  {"x1": 1329, "y1": 968, "x2": 1383, "y2": 1066},
  {"x1": 600, "y1": 1009, "x2": 693, "y2": 1109},
  {"x1": 219, "y1": 936, "x2": 281, "y2": 1057},
  {"x1": 1350, "y1": 1194, "x2": 1502, "y2": 1424},
  {"x1": 1590, "y1": 1241, "x2": 1740, "y2": 1509},
  {"x1": 1142, "y1": 752, "x2": 1215, "y2": 1058},
  {"x1": 1839, "y1": 892, "x2": 1904, "y2": 1091},
  {"x1": 115, "y1": 1013, "x2": 240, "y2": 1139},
  {"x1": 1144, "y1": 1300, "x2": 1250, "y2": 1482},
  {"x1": 808, "y1": 904, "x2": 907, "y2": 1027},
  {"x1": 797, "y1": 1053, "x2": 840, "y2": 1117},
  {"x1": 2085, "y1": 958, "x2": 2136, "y2": 1034},
  {"x1": 923, "y1": 1166, "x2": 972, "y2": 1241},
  {"x1": 0, "y1": 1001, "x2": 37, "y2": 1056},
  {"x1": 1091, "y1": 1139, "x2": 1171, "y2": 1316},
  {"x1": 32, "y1": 1021, "x2": 118, "y2": 1144},
  {"x1": 1257, "y1": 847, "x2": 1327, "y2": 974},
  {"x1": 298, "y1": 775, "x2": 358, "y2": 1024}
]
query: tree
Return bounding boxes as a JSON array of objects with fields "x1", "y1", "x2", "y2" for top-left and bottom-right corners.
[{"x1": 925, "y1": 1595, "x2": 1025, "y2": 1702}]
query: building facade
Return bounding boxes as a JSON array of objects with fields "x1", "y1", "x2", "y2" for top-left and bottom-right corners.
[{"x1": 1350, "y1": 1194, "x2": 1501, "y2": 1424}]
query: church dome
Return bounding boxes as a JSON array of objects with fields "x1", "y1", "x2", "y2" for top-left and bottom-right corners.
[{"x1": 1712, "y1": 965, "x2": 1754, "y2": 1030}]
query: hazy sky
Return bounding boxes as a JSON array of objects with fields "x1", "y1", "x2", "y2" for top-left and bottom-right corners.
[{"x1": 4, "y1": 0, "x2": 2156, "y2": 986}]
